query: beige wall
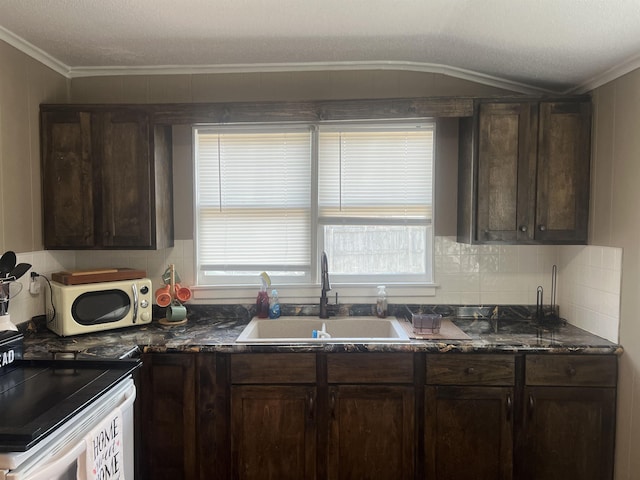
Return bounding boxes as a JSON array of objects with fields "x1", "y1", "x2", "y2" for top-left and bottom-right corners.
[
  {"x1": 0, "y1": 40, "x2": 68, "y2": 254},
  {"x1": 590, "y1": 69, "x2": 640, "y2": 479},
  {"x1": 70, "y1": 70, "x2": 509, "y2": 104}
]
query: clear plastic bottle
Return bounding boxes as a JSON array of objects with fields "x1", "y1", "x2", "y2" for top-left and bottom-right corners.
[
  {"x1": 269, "y1": 289, "x2": 281, "y2": 319},
  {"x1": 376, "y1": 286, "x2": 388, "y2": 318}
]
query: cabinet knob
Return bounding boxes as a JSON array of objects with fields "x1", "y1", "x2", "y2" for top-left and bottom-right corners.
[
  {"x1": 538, "y1": 225, "x2": 547, "y2": 232},
  {"x1": 465, "y1": 367, "x2": 475, "y2": 375},
  {"x1": 566, "y1": 366, "x2": 577, "y2": 376},
  {"x1": 519, "y1": 225, "x2": 528, "y2": 232}
]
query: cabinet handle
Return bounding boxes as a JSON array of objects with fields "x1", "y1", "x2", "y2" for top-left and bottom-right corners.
[
  {"x1": 538, "y1": 225, "x2": 547, "y2": 232},
  {"x1": 528, "y1": 394, "x2": 535, "y2": 418},
  {"x1": 308, "y1": 391, "x2": 315, "y2": 421},
  {"x1": 330, "y1": 389, "x2": 337, "y2": 419},
  {"x1": 464, "y1": 367, "x2": 475, "y2": 375},
  {"x1": 506, "y1": 394, "x2": 513, "y2": 422},
  {"x1": 519, "y1": 225, "x2": 528, "y2": 232}
]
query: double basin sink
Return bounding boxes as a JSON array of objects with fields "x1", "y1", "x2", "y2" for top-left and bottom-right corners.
[{"x1": 236, "y1": 316, "x2": 411, "y2": 344}]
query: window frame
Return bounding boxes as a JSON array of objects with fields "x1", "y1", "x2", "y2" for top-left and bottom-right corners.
[
  {"x1": 316, "y1": 121, "x2": 436, "y2": 285},
  {"x1": 193, "y1": 118, "x2": 436, "y2": 294},
  {"x1": 193, "y1": 123, "x2": 314, "y2": 286}
]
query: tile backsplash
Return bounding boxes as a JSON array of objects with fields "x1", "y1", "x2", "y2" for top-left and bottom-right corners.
[
  {"x1": 558, "y1": 245, "x2": 622, "y2": 343},
  {"x1": 434, "y1": 236, "x2": 559, "y2": 305},
  {"x1": 6, "y1": 238, "x2": 623, "y2": 343}
]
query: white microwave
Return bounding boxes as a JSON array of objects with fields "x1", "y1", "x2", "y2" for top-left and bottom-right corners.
[{"x1": 48, "y1": 278, "x2": 153, "y2": 336}]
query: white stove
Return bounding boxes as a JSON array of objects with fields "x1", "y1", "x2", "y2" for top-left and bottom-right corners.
[{"x1": 0, "y1": 333, "x2": 139, "y2": 479}]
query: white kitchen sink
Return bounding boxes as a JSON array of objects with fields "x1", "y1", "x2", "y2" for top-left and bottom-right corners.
[{"x1": 235, "y1": 316, "x2": 411, "y2": 343}]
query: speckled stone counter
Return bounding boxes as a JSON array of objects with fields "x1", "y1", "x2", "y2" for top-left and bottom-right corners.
[{"x1": 19, "y1": 304, "x2": 622, "y2": 360}]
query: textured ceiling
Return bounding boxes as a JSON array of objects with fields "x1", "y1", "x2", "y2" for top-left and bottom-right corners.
[{"x1": 1, "y1": 0, "x2": 640, "y2": 93}]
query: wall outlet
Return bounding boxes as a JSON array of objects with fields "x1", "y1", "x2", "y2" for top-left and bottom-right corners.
[{"x1": 29, "y1": 278, "x2": 40, "y2": 295}]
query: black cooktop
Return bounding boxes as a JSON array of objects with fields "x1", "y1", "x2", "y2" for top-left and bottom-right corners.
[{"x1": 0, "y1": 358, "x2": 140, "y2": 451}]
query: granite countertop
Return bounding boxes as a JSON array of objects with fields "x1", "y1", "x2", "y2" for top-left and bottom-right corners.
[{"x1": 20, "y1": 304, "x2": 622, "y2": 360}]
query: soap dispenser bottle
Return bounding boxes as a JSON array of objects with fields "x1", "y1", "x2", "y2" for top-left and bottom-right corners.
[
  {"x1": 256, "y1": 272, "x2": 270, "y2": 318},
  {"x1": 376, "y1": 286, "x2": 388, "y2": 318},
  {"x1": 269, "y1": 289, "x2": 281, "y2": 319},
  {"x1": 256, "y1": 287, "x2": 269, "y2": 318}
]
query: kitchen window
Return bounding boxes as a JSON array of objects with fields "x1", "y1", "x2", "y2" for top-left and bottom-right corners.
[{"x1": 194, "y1": 121, "x2": 435, "y2": 289}]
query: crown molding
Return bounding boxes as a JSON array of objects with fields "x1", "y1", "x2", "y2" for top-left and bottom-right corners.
[
  {"x1": 0, "y1": 28, "x2": 553, "y2": 95},
  {"x1": 68, "y1": 61, "x2": 553, "y2": 95},
  {"x1": 570, "y1": 53, "x2": 640, "y2": 94},
  {"x1": 0, "y1": 26, "x2": 70, "y2": 77}
]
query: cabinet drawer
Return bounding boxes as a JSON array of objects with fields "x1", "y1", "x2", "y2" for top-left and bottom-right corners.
[
  {"x1": 426, "y1": 354, "x2": 515, "y2": 386},
  {"x1": 526, "y1": 355, "x2": 617, "y2": 387},
  {"x1": 230, "y1": 353, "x2": 316, "y2": 384},
  {"x1": 327, "y1": 353, "x2": 414, "y2": 383}
]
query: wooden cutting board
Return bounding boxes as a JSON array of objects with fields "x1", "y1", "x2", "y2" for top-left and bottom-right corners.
[{"x1": 52, "y1": 268, "x2": 146, "y2": 285}]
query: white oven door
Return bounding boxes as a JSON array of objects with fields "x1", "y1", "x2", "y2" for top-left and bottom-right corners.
[{"x1": 0, "y1": 378, "x2": 135, "y2": 480}]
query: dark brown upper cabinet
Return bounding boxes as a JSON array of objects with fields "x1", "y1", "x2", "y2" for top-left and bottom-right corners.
[
  {"x1": 41, "y1": 106, "x2": 173, "y2": 249},
  {"x1": 458, "y1": 99, "x2": 591, "y2": 244}
]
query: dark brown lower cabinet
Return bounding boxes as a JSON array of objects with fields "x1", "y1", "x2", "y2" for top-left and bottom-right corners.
[
  {"x1": 425, "y1": 386, "x2": 513, "y2": 480},
  {"x1": 229, "y1": 383, "x2": 416, "y2": 480},
  {"x1": 228, "y1": 353, "x2": 317, "y2": 480},
  {"x1": 425, "y1": 354, "x2": 516, "y2": 480},
  {"x1": 139, "y1": 353, "x2": 197, "y2": 480},
  {"x1": 519, "y1": 386, "x2": 615, "y2": 480},
  {"x1": 517, "y1": 354, "x2": 617, "y2": 480},
  {"x1": 138, "y1": 351, "x2": 617, "y2": 480},
  {"x1": 328, "y1": 385, "x2": 415, "y2": 480},
  {"x1": 231, "y1": 385, "x2": 317, "y2": 480}
]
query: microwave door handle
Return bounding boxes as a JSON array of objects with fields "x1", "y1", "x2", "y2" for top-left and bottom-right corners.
[{"x1": 132, "y1": 283, "x2": 139, "y2": 323}]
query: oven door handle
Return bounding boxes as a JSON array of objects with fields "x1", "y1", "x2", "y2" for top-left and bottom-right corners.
[
  {"x1": 16, "y1": 382, "x2": 137, "y2": 480},
  {"x1": 132, "y1": 282, "x2": 139, "y2": 323},
  {"x1": 20, "y1": 440, "x2": 87, "y2": 480}
]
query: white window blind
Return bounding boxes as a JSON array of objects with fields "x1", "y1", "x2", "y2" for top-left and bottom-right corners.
[
  {"x1": 195, "y1": 127, "x2": 312, "y2": 284},
  {"x1": 194, "y1": 121, "x2": 436, "y2": 286},
  {"x1": 318, "y1": 124, "x2": 434, "y2": 281},
  {"x1": 318, "y1": 126, "x2": 433, "y2": 219}
]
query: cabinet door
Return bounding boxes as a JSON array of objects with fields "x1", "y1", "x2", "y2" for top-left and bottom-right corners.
[
  {"x1": 536, "y1": 101, "x2": 591, "y2": 243},
  {"x1": 99, "y1": 110, "x2": 153, "y2": 247},
  {"x1": 519, "y1": 386, "x2": 615, "y2": 480},
  {"x1": 231, "y1": 385, "x2": 316, "y2": 480},
  {"x1": 138, "y1": 353, "x2": 197, "y2": 480},
  {"x1": 327, "y1": 385, "x2": 415, "y2": 480},
  {"x1": 425, "y1": 385, "x2": 514, "y2": 480},
  {"x1": 41, "y1": 110, "x2": 95, "y2": 248},
  {"x1": 476, "y1": 102, "x2": 537, "y2": 242}
]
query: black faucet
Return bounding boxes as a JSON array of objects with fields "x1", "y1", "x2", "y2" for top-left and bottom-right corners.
[{"x1": 319, "y1": 251, "x2": 331, "y2": 319}]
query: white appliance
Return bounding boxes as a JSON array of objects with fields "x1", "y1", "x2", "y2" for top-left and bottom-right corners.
[
  {"x1": 0, "y1": 350, "x2": 139, "y2": 480},
  {"x1": 48, "y1": 278, "x2": 153, "y2": 336},
  {"x1": 0, "y1": 378, "x2": 136, "y2": 480}
]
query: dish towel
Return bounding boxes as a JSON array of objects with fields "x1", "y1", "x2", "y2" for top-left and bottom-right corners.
[{"x1": 77, "y1": 406, "x2": 125, "y2": 480}]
